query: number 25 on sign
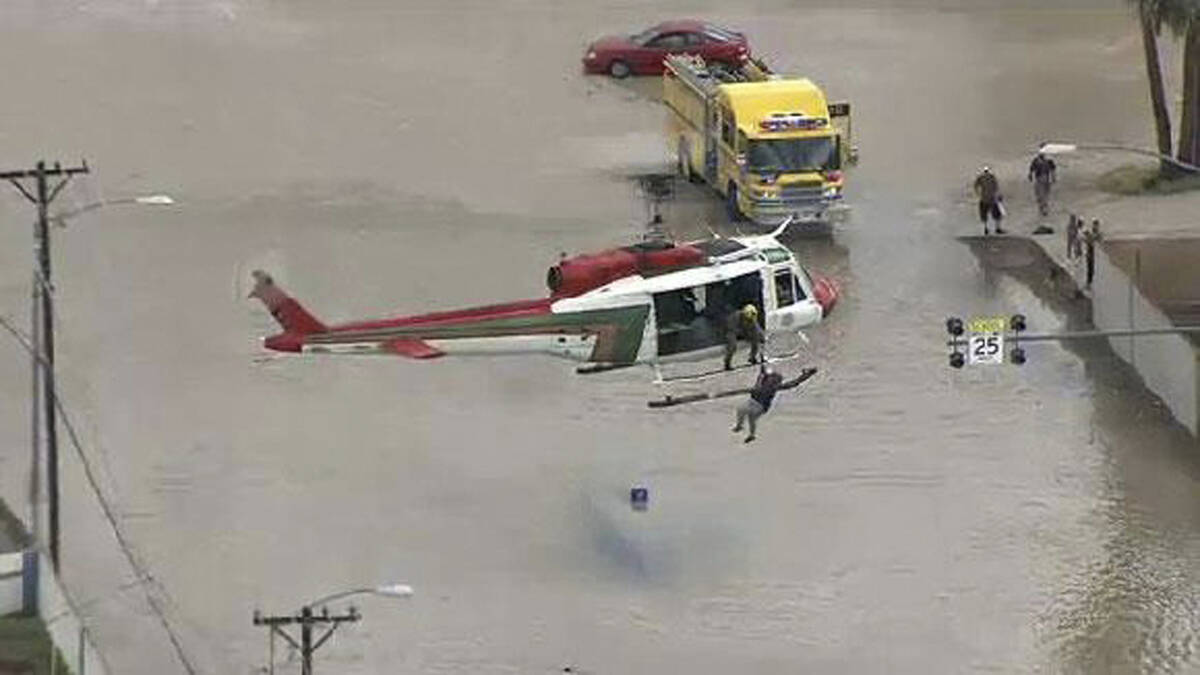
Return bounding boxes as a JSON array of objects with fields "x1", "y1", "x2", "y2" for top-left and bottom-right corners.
[{"x1": 968, "y1": 331, "x2": 1004, "y2": 365}]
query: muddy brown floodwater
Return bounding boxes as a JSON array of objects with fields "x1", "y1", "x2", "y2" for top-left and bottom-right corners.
[{"x1": 1, "y1": 1, "x2": 1199, "y2": 673}]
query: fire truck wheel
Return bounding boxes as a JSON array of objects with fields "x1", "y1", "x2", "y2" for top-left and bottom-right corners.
[{"x1": 608, "y1": 60, "x2": 631, "y2": 79}]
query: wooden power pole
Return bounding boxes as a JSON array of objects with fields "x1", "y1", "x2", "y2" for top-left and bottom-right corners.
[{"x1": 2, "y1": 160, "x2": 90, "y2": 571}]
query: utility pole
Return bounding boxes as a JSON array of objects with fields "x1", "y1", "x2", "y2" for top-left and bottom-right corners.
[
  {"x1": 2, "y1": 160, "x2": 90, "y2": 572},
  {"x1": 253, "y1": 605, "x2": 361, "y2": 675},
  {"x1": 29, "y1": 269, "x2": 41, "y2": 551}
]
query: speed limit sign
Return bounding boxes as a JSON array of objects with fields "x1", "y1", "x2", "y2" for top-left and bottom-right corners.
[
  {"x1": 947, "y1": 314, "x2": 1026, "y2": 369},
  {"x1": 967, "y1": 317, "x2": 1006, "y2": 365},
  {"x1": 968, "y1": 333, "x2": 1004, "y2": 364}
]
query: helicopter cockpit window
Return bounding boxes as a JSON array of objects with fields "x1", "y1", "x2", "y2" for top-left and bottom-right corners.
[
  {"x1": 774, "y1": 270, "x2": 797, "y2": 307},
  {"x1": 793, "y1": 266, "x2": 812, "y2": 301}
]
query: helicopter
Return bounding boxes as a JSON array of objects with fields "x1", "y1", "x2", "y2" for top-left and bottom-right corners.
[{"x1": 249, "y1": 215, "x2": 838, "y2": 381}]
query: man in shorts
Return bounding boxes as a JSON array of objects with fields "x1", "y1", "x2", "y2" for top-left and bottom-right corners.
[{"x1": 973, "y1": 166, "x2": 1006, "y2": 235}]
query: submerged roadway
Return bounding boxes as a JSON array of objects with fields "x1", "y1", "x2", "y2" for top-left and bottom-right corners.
[{"x1": 0, "y1": 0, "x2": 1198, "y2": 672}]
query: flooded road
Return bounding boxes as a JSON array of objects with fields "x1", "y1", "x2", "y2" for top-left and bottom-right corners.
[{"x1": 1, "y1": 0, "x2": 1199, "y2": 672}]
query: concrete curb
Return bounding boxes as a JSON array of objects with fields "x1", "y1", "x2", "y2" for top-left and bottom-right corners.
[
  {"x1": 1028, "y1": 231, "x2": 1091, "y2": 299},
  {"x1": 1024, "y1": 229, "x2": 1200, "y2": 437}
]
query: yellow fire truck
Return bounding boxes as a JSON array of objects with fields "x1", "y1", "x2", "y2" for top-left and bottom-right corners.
[{"x1": 663, "y1": 54, "x2": 856, "y2": 228}]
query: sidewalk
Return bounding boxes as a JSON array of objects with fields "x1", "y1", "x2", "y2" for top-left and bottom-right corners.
[
  {"x1": 1016, "y1": 171, "x2": 1200, "y2": 436},
  {"x1": 1010, "y1": 162, "x2": 1200, "y2": 294},
  {"x1": 1028, "y1": 228, "x2": 1089, "y2": 296},
  {"x1": 0, "y1": 498, "x2": 68, "y2": 675},
  {"x1": 0, "y1": 615, "x2": 69, "y2": 675}
]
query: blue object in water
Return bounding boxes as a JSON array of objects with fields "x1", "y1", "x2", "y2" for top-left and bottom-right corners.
[{"x1": 630, "y1": 486, "x2": 649, "y2": 511}]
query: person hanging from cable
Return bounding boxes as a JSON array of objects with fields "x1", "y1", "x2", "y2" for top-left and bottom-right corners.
[{"x1": 732, "y1": 365, "x2": 819, "y2": 443}]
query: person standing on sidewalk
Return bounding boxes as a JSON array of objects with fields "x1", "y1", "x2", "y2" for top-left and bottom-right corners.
[
  {"x1": 1066, "y1": 214, "x2": 1082, "y2": 259},
  {"x1": 1084, "y1": 219, "x2": 1103, "y2": 288},
  {"x1": 1028, "y1": 151, "x2": 1057, "y2": 216},
  {"x1": 973, "y1": 166, "x2": 1006, "y2": 235}
]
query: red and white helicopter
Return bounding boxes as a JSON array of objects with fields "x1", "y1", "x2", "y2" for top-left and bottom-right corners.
[{"x1": 249, "y1": 216, "x2": 838, "y2": 387}]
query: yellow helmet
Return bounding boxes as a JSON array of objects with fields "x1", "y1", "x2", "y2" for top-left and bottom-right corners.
[{"x1": 741, "y1": 304, "x2": 758, "y2": 318}]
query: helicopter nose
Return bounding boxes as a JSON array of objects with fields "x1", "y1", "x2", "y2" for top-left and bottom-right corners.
[{"x1": 814, "y1": 276, "x2": 839, "y2": 316}]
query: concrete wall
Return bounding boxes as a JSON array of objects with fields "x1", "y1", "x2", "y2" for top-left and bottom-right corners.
[
  {"x1": 0, "y1": 550, "x2": 110, "y2": 674},
  {"x1": 1093, "y1": 247, "x2": 1200, "y2": 434},
  {"x1": 0, "y1": 551, "x2": 23, "y2": 615},
  {"x1": 36, "y1": 550, "x2": 111, "y2": 675}
]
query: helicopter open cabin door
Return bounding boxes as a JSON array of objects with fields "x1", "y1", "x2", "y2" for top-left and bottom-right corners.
[{"x1": 648, "y1": 263, "x2": 765, "y2": 361}]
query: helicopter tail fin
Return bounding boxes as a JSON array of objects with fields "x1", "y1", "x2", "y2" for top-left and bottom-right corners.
[{"x1": 249, "y1": 270, "x2": 327, "y2": 335}]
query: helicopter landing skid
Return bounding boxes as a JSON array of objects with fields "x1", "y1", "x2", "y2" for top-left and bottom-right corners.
[{"x1": 652, "y1": 350, "x2": 803, "y2": 385}]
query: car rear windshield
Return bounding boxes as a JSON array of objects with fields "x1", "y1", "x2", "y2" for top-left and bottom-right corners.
[
  {"x1": 748, "y1": 137, "x2": 838, "y2": 173},
  {"x1": 631, "y1": 28, "x2": 658, "y2": 45},
  {"x1": 702, "y1": 25, "x2": 740, "y2": 41}
]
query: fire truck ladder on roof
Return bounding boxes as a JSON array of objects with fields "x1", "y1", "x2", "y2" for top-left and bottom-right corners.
[{"x1": 667, "y1": 54, "x2": 721, "y2": 95}]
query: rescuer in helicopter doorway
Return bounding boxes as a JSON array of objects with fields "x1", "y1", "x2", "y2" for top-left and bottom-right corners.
[
  {"x1": 724, "y1": 303, "x2": 764, "y2": 371},
  {"x1": 733, "y1": 365, "x2": 819, "y2": 443}
]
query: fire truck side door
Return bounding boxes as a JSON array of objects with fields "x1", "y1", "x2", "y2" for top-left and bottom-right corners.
[
  {"x1": 716, "y1": 105, "x2": 738, "y2": 191},
  {"x1": 828, "y1": 101, "x2": 857, "y2": 165}
]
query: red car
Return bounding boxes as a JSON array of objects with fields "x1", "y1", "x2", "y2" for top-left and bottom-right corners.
[{"x1": 582, "y1": 20, "x2": 749, "y2": 78}]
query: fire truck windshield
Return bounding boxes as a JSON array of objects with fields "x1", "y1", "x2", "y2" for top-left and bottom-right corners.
[{"x1": 747, "y1": 137, "x2": 838, "y2": 173}]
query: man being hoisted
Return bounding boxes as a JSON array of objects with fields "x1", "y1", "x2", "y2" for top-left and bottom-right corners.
[
  {"x1": 733, "y1": 365, "x2": 819, "y2": 443},
  {"x1": 724, "y1": 303, "x2": 764, "y2": 371}
]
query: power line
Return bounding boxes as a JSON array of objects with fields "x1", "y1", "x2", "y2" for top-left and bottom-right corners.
[
  {"x1": 4, "y1": 160, "x2": 198, "y2": 673},
  {"x1": 48, "y1": 367, "x2": 200, "y2": 675},
  {"x1": 1, "y1": 314, "x2": 200, "y2": 673},
  {"x1": 943, "y1": 314, "x2": 1200, "y2": 367},
  {"x1": 949, "y1": 326, "x2": 1200, "y2": 344}
]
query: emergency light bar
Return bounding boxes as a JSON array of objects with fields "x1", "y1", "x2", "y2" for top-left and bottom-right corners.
[{"x1": 759, "y1": 114, "x2": 827, "y2": 132}]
